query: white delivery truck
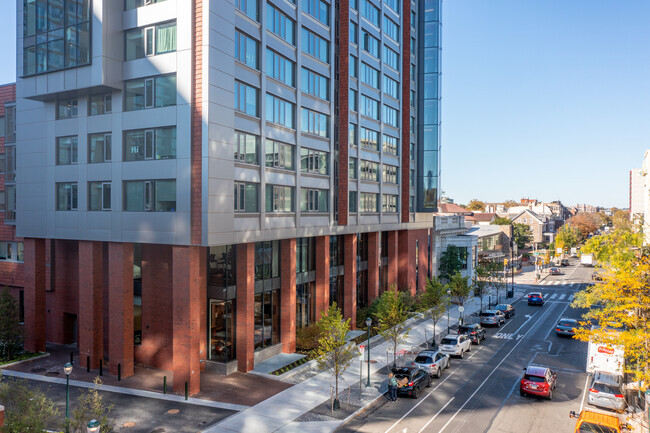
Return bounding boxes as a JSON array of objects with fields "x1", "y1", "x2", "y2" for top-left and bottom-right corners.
[
  {"x1": 581, "y1": 254, "x2": 594, "y2": 267},
  {"x1": 586, "y1": 339, "x2": 624, "y2": 375}
]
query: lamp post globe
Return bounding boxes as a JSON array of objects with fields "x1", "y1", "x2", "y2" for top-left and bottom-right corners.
[
  {"x1": 365, "y1": 317, "x2": 372, "y2": 387},
  {"x1": 64, "y1": 362, "x2": 73, "y2": 433},
  {"x1": 87, "y1": 419, "x2": 100, "y2": 433}
]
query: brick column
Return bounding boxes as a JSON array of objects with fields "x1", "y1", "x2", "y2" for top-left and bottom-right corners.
[
  {"x1": 236, "y1": 243, "x2": 255, "y2": 372},
  {"x1": 418, "y1": 231, "x2": 430, "y2": 292},
  {"x1": 78, "y1": 241, "x2": 103, "y2": 369},
  {"x1": 387, "y1": 231, "x2": 399, "y2": 289},
  {"x1": 24, "y1": 238, "x2": 46, "y2": 353},
  {"x1": 367, "y1": 232, "x2": 380, "y2": 303},
  {"x1": 172, "y1": 246, "x2": 203, "y2": 395},
  {"x1": 281, "y1": 239, "x2": 296, "y2": 353},
  {"x1": 398, "y1": 230, "x2": 417, "y2": 295},
  {"x1": 108, "y1": 243, "x2": 134, "y2": 378},
  {"x1": 343, "y1": 234, "x2": 357, "y2": 329},
  {"x1": 314, "y1": 236, "x2": 330, "y2": 320}
]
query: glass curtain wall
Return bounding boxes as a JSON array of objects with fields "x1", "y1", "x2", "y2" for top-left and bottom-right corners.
[
  {"x1": 208, "y1": 245, "x2": 237, "y2": 362},
  {"x1": 296, "y1": 238, "x2": 316, "y2": 327},
  {"x1": 254, "y1": 241, "x2": 281, "y2": 350},
  {"x1": 329, "y1": 236, "x2": 344, "y2": 309},
  {"x1": 356, "y1": 233, "x2": 368, "y2": 308}
]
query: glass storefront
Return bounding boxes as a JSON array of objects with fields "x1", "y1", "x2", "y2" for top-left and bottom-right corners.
[
  {"x1": 208, "y1": 244, "x2": 237, "y2": 362},
  {"x1": 296, "y1": 282, "x2": 315, "y2": 328},
  {"x1": 254, "y1": 291, "x2": 279, "y2": 350},
  {"x1": 210, "y1": 300, "x2": 236, "y2": 362}
]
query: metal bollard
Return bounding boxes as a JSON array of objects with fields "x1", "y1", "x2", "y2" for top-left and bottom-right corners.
[
  {"x1": 185, "y1": 382, "x2": 188, "y2": 400},
  {"x1": 70, "y1": 352, "x2": 74, "y2": 366},
  {"x1": 86, "y1": 356, "x2": 90, "y2": 373},
  {"x1": 118, "y1": 364, "x2": 121, "y2": 381},
  {"x1": 163, "y1": 376, "x2": 167, "y2": 394},
  {"x1": 99, "y1": 359, "x2": 103, "y2": 376}
]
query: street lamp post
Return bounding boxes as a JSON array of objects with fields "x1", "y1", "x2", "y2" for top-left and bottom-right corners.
[
  {"x1": 64, "y1": 362, "x2": 73, "y2": 433},
  {"x1": 365, "y1": 317, "x2": 372, "y2": 387},
  {"x1": 87, "y1": 419, "x2": 100, "y2": 433},
  {"x1": 446, "y1": 288, "x2": 451, "y2": 334}
]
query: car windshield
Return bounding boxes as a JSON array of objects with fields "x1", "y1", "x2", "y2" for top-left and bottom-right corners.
[
  {"x1": 592, "y1": 383, "x2": 620, "y2": 395},
  {"x1": 440, "y1": 338, "x2": 457, "y2": 345},
  {"x1": 524, "y1": 375, "x2": 545, "y2": 383},
  {"x1": 481, "y1": 312, "x2": 495, "y2": 317},
  {"x1": 414, "y1": 356, "x2": 433, "y2": 363},
  {"x1": 495, "y1": 304, "x2": 507, "y2": 310},
  {"x1": 459, "y1": 326, "x2": 473, "y2": 332},
  {"x1": 577, "y1": 423, "x2": 618, "y2": 433},
  {"x1": 558, "y1": 320, "x2": 575, "y2": 327}
]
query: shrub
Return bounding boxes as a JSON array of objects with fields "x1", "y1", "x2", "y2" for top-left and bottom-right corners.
[{"x1": 296, "y1": 323, "x2": 322, "y2": 354}]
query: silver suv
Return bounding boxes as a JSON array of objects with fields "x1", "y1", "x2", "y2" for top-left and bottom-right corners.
[
  {"x1": 480, "y1": 310, "x2": 506, "y2": 327},
  {"x1": 439, "y1": 334, "x2": 472, "y2": 359},
  {"x1": 587, "y1": 371, "x2": 626, "y2": 413},
  {"x1": 411, "y1": 350, "x2": 451, "y2": 378}
]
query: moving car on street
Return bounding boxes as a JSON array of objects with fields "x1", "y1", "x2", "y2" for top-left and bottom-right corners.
[
  {"x1": 494, "y1": 303, "x2": 515, "y2": 319},
  {"x1": 555, "y1": 318, "x2": 578, "y2": 337},
  {"x1": 549, "y1": 267, "x2": 561, "y2": 275},
  {"x1": 561, "y1": 259, "x2": 570, "y2": 266},
  {"x1": 520, "y1": 365, "x2": 557, "y2": 400},
  {"x1": 458, "y1": 323, "x2": 487, "y2": 344},
  {"x1": 528, "y1": 292, "x2": 545, "y2": 306},
  {"x1": 480, "y1": 310, "x2": 506, "y2": 327},
  {"x1": 411, "y1": 349, "x2": 450, "y2": 379},
  {"x1": 392, "y1": 366, "x2": 431, "y2": 399},
  {"x1": 439, "y1": 334, "x2": 472, "y2": 359},
  {"x1": 587, "y1": 371, "x2": 626, "y2": 413}
]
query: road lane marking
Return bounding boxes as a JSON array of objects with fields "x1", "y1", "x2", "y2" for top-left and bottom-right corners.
[
  {"x1": 568, "y1": 295, "x2": 574, "y2": 301},
  {"x1": 550, "y1": 293, "x2": 557, "y2": 300},
  {"x1": 579, "y1": 374, "x2": 590, "y2": 413},
  {"x1": 436, "y1": 306, "x2": 555, "y2": 433},
  {"x1": 417, "y1": 397, "x2": 456, "y2": 433},
  {"x1": 558, "y1": 294, "x2": 566, "y2": 300}
]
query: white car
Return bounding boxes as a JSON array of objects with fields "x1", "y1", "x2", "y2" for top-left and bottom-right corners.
[{"x1": 439, "y1": 334, "x2": 472, "y2": 359}]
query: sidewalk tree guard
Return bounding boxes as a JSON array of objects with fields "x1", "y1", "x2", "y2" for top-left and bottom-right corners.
[
  {"x1": 417, "y1": 278, "x2": 449, "y2": 346},
  {"x1": 314, "y1": 304, "x2": 358, "y2": 411},
  {"x1": 375, "y1": 286, "x2": 411, "y2": 368}
]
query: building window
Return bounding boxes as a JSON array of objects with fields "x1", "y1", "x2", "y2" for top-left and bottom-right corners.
[
  {"x1": 383, "y1": 45, "x2": 399, "y2": 70},
  {"x1": 349, "y1": 123, "x2": 357, "y2": 147},
  {"x1": 296, "y1": 282, "x2": 314, "y2": 328},
  {"x1": 301, "y1": 68, "x2": 329, "y2": 101},
  {"x1": 126, "y1": 0, "x2": 168, "y2": 10},
  {"x1": 360, "y1": 192, "x2": 378, "y2": 212},
  {"x1": 0, "y1": 242, "x2": 24, "y2": 262},
  {"x1": 382, "y1": 194, "x2": 398, "y2": 213},
  {"x1": 236, "y1": 0, "x2": 258, "y2": 21},
  {"x1": 350, "y1": 21, "x2": 358, "y2": 44},
  {"x1": 266, "y1": 94, "x2": 294, "y2": 128},
  {"x1": 209, "y1": 299, "x2": 236, "y2": 362},
  {"x1": 266, "y1": 49, "x2": 294, "y2": 86},
  {"x1": 124, "y1": 75, "x2": 176, "y2": 111},
  {"x1": 234, "y1": 182, "x2": 259, "y2": 212},
  {"x1": 360, "y1": 160, "x2": 379, "y2": 182},
  {"x1": 265, "y1": 185, "x2": 294, "y2": 212},
  {"x1": 349, "y1": 89, "x2": 358, "y2": 111},
  {"x1": 5, "y1": 185, "x2": 16, "y2": 221},
  {"x1": 349, "y1": 157, "x2": 357, "y2": 180},
  {"x1": 5, "y1": 146, "x2": 15, "y2": 182},
  {"x1": 383, "y1": 75, "x2": 398, "y2": 99},
  {"x1": 411, "y1": 89, "x2": 416, "y2": 107},
  {"x1": 235, "y1": 81, "x2": 259, "y2": 116},
  {"x1": 208, "y1": 244, "x2": 237, "y2": 288},
  {"x1": 384, "y1": 0, "x2": 399, "y2": 12},
  {"x1": 410, "y1": 169, "x2": 415, "y2": 186},
  {"x1": 349, "y1": 191, "x2": 357, "y2": 212},
  {"x1": 0, "y1": 153, "x2": 4, "y2": 175},
  {"x1": 124, "y1": 180, "x2": 176, "y2": 211},
  {"x1": 4, "y1": 104, "x2": 15, "y2": 143},
  {"x1": 360, "y1": 127, "x2": 379, "y2": 151},
  {"x1": 125, "y1": 22, "x2": 176, "y2": 61},
  {"x1": 410, "y1": 142, "x2": 415, "y2": 160},
  {"x1": 23, "y1": 0, "x2": 90, "y2": 76},
  {"x1": 56, "y1": 182, "x2": 78, "y2": 211},
  {"x1": 56, "y1": 98, "x2": 78, "y2": 119},
  {"x1": 360, "y1": 94, "x2": 379, "y2": 120},
  {"x1": 302, "y1": 0, "x2": 329, "y2": 25},
  {"x1": 300, "y1": 148, "x2": 328, "y2": 175},
  {"x1": 88, "y1": 181, "x2": 111, "y2": 211},
  {"x1": 56, "y1": 136, "x2": 78, "y2": 165},
  {"x1": 361, "y1": 30, "x2": 380, "y2": 58},
  {"x1": 124, "y1": 127, "x2": 176, "y2": 161},
  {"x1": 410, "y1": 195, "x2": 414, "y2": 212},
  {"x1": 300, "y1": 188, "x2": 329, "y2": 212},
  {"x1": 383, "y1": 104, "x2": 398, "y2": 128},
  {"x1": 361, "y1": 0, "x2": 380, "y2": 27},
  {"x1": 383, "y1": 134, "x2": 398, "y2": 156},
  {"x1": 383, "y1": 164, "x2": 398, "y2": 184},
  {"x1": 254, "y1": 290, "x2": 281, "y2": 349},
  {"x1": 350, "y1": 55, "x2": 358, "y2": 78},
  {"x1": 383, "y1": 15, "x2": 399, "y2": 42},
  {"x1": 301, "y1": 108, "x2": 329, "y2": 137},
  {"x1": 235, "y1": 30, "x2": 259, "y2": 69},
  {"x1": 255, "y1": 240, "x2": 280, "y2": 280},
  {"x1": 235, "y1": 131, "x2": 259, "y2": 164},
  {"x1": 360, "y1": 62, "x2": 379, "y2": 88},
  {"x1": 301, "y1": 28, "x2": 329, "y2": 63},
  {"x1": 89, "y1": 94, "x2": 112, "y2": 116},
  {"x1": 267, "y1": 4, "x2": 295, "y2": 45},
  {"x1": 265, "y1": 139, "x2": 294, "y2": 170},
  {"x1": 88, "y1": 133, "x2": 112, "y2": 163}
]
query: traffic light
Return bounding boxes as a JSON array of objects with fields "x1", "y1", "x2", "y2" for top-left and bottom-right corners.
[{"x1": 504, "y1": 259, "x2": 508, "y2": 266}]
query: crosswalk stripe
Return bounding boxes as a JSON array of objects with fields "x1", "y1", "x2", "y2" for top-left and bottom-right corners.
[
  {"x1": 550, "y1": 293, "x2": 558, "y2": 300},
  {"x1": 555, "y1": 281, "x2": 561, "y2": 286},
  {"x1": 558, "y1": 294, "x2": 566, "y2": 300},
  {"x1": 568, "y1": 295, "x2": 574, "y2": 301}
]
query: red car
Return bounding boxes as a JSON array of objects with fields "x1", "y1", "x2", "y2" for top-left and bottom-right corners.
[{"x1": 520, "y1": 365, "x2": 557, "y2": 400}]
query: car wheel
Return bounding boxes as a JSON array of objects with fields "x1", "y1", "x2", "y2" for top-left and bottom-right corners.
[
  {"x1": 520, "y1": 389, "x2": 526, "y2": 397},
  {"x1": 412, "y1": 385, "x2": 420, "y2": 399},
  {"x1": 446, "y1": 359, "x2": 451, "y2": 369},
  {"x1": 435, "y1": 368, "x2": 441, "y2": 378}
]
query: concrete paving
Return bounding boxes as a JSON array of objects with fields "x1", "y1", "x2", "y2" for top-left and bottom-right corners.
[{"x1": 253, "y1": 353, "x2": 307, "y2": 375}]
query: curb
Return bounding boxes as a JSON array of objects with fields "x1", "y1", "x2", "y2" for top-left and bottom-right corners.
[{"x1": 0, "y1": 352, "x2": 50, "y2": 369}]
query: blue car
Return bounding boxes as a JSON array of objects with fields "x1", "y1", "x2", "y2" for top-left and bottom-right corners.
[{"x1": 528, "y1": 292, "x2": 544, "y2": 306}]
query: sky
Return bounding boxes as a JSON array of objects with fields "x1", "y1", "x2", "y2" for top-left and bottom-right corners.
[{"x1": 0, "y1": 1, "x2": 648, "y2": 209}]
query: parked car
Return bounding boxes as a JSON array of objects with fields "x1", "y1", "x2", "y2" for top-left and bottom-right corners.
[
  {"x1": 520, "y1": 365, "x2": 557, "y2": 400},
  {"x1": 480, "y1": 310, "x2": 506, "y2": 327},
  {"x1": 587, "y1": 371, "x2": 626, "y2": 412},
  {"x1": 528, "y1": 292, "x2": 545, "y2": 306},
  {"x1": 392, "y1": 366, "x2": 431, "y2": 399},
  {"x1": 439, "y1": 334, "x2": 472, "y2": 358},
  {"x1": 458, "y1": 323, "x2": 487, "y2": 344},
  {"x1": 556, "y1": 318, "x2": 578, "y2": 337},
  {"x1": 570, "y1": 409, "x2": 631, "y2": 433},
  {"x1": 592, "y1": 272, "x2": 603, "y2": 281},
  {"x1": 550, "y1": 267, "x2": 561, "y2": 275},
  {"x1": 411, "y1": 349, "x2": 451, "y2": 379},
  {"x1": 561, "y1": 259, "x2": 570, "y2": 267},
  {"x1": 494, "y1": 303, "x2": 516, "y2": 319}
]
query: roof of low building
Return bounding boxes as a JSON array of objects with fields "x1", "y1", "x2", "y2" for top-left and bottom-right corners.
[
  {"x1": 437, "y1": 202, "x2": 473, "y2": 215},
  {"x1": 466, "y1": 212, "x2": 496, "y2": 222},
  {"x1": 466, "y1": 225, "x2": 504, "y2": 238}
]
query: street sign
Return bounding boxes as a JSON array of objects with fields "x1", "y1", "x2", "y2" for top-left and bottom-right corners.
[
  {"x1": 556, "y1": 248, "x2": 562, "y2": 254},
  {"x1": 358, "y1": 344, "x2": 365, "y2": 359},
  {"x1": 458, "y1": 306, "x2": 465, "y2": 313}
]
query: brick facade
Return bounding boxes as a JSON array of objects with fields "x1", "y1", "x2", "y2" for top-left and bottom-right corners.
[
  {"x1": 236, "y1": 243, "x2": 255, "y2": 372},
  {"x1": 367, "y1": 232, "x2": 380, "y2": 303},
  {"x1": 343, "y1": 234, "x2": 357, "y2": 329},
  {"x1": 108, "y1": 243, "x2": 134, "y2": 378},
  {"x1": 280, "y1": 238, "x2": 297, "y2": 353},
  {"x1": 314, "y1": 235, "x2": 330, "y2": 319},
  {"x1": 78, "y1": 241, "x2": 103, "y2": 369},
  {"x1": 23, "y1": 238, "x2": 46, "y2": 353}
]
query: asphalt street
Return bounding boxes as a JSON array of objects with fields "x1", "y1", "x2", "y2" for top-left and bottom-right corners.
[{"x1": 339, "y1": 259, "x2": 594, "y2": 433}]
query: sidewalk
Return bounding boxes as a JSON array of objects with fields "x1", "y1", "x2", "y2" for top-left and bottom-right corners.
[{"x1": 211, "y1": 285, "x2": 530, "y2": 433}]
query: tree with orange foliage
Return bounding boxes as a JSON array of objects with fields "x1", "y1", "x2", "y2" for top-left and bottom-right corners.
[{"x1": 567, "y1": 213, "x2": 600, "y2": 241}]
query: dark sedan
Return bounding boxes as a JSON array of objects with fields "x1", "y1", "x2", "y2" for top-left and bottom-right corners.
[
  {"x1": 549, "y1": 267, "x2": 560, "y2": 275},
  {"x1": 555, "y1": 318, "x2": 578, "y2": 337},
  {"x1": 392, "y1": 366, "x2": 431, "y2": 399},
  {"x1": 458, "y1": 323, "x2": 487, "y2": 344},
  {"x1": 494, "y1": 303, "x2": 515, "y2": 319}
]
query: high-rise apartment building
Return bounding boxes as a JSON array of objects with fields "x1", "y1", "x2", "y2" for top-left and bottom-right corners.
[
  {"x1": 15, "y1": 0, "x2": 442, "y2": 393},
  {"x1": 630, "y1": 168, "x2": 643, "y2": 221}
]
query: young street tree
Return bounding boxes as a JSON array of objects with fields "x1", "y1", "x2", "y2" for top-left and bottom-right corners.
[
  {"x1": 417, "y1": 278, "x2": 449, "y2": 346},
  {"x1": 448, "y1": 272, "x2": 472, "y2": 324},
  {"x1": 0, "y1": 286, "x2": 23, "y2": 360},
  {"x1": 314, "y1": 303, "x2": 358, "y2": 409},
  {"x1": 69, "y1": 378, "x2": 114, "y2": 433},
  {"x1": 376, "y1": 286, "x2": 411, "y2": 367},
  {"x1": 473, "y1": 263, "x2": 490, "y2": 313},
  {"x1": 0, "y1": 376, "x2": 59, "y2": 432},
  {"x1": 438, "y1": 245, "x2": 468, "y2": 282}
]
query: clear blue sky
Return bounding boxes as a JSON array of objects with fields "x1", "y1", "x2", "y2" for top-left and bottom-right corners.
[{"x1": 0, "y1": 1, "x2": 648, "y2": 209}]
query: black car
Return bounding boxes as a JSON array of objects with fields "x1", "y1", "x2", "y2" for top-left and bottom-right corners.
[
  {"x1": 392, "y1": 366, "x2": 431, "y2": 399},
  {"x1": 560, "y1": 259, "x2": 570, "y2": 267},
  {"x1": 494, "y1": 303, "x2": 516, "y2": 319},
  {"x1": 458, "y1": 323, "x2": 487, "y2": 344}
]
